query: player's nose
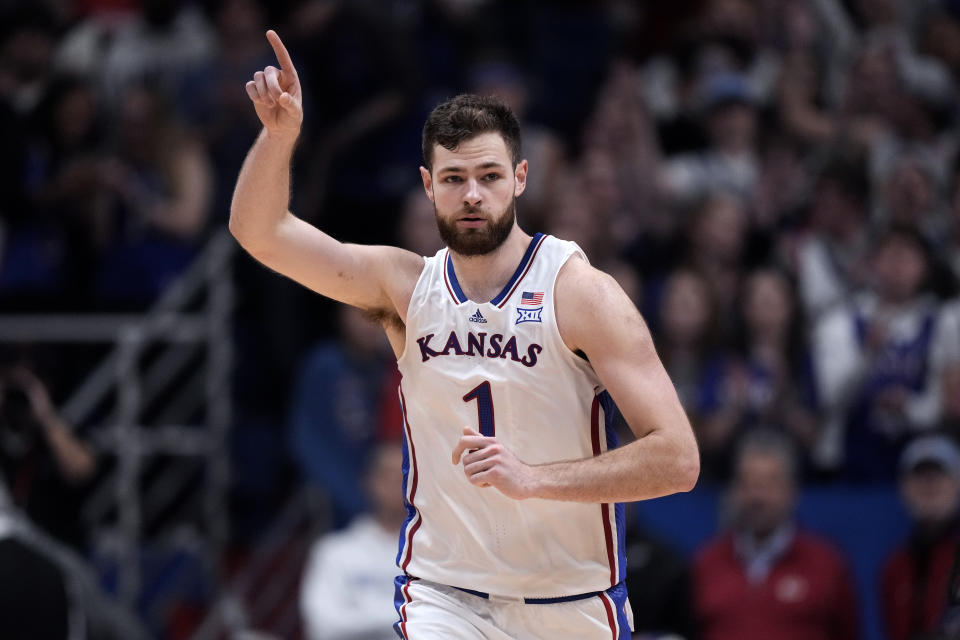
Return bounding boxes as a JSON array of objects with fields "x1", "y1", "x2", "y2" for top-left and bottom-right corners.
[{"x1": 463, "y1": 178, "x2": 481, "y2": 206}]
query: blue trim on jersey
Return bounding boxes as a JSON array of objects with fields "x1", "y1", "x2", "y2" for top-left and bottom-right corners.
[
  {"x1": 490, "y1": 232, "x2": 545, "y2": 306},
  {"x1": 444, "y1": 233, "x2": 545, "y2": 305},
  {"x1": 452, "y1": 585, "x2": 608, "y2": 604},
  {"x1": 444, "y1": 252, "x2": 468, "y2": 303},
  {"x1": 396, "y1": 432, "x2": 414, "y2": 567},
  {"x1": 599, "y1": 390, "x2": 628, "y2": 584},
  {"x1": 606, "y1": 581, "x2": 633, "y2": 639}
]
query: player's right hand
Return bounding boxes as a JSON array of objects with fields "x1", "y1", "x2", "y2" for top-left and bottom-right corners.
[{"x1": 245, "y1": 30, "x2": 303, "y2": 137}]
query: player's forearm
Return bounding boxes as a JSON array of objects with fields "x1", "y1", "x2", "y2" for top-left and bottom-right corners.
[
  {"x1": 529, "y1": 430, "x2": 699, "y2": 503},
  {"x1": 229, "y1": 127, "x2": 299, "y2": 255}
]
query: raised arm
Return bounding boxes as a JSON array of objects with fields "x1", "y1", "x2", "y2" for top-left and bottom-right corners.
[
  {"x1": 453, "y1": 256, "x2": 699, "y2": 502},
  {"x1": 229, "y1": 30, "x2": 422, "y2": 317}
]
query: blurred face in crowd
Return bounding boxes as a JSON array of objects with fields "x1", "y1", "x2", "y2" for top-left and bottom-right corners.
[
  {"x1": 901, "y1": 463, "x2": 960, "y2": 527},
  {"x1": 701, "y1": 0, "x2": 757, "y2": 42},
  {"x1": 744, "y1": 270, "x2": 793, "y2": 340},
  {"x1": 694, "y1": 194, "x2": 747, "y2": 263},
  {"x1": 921, "y1": 14, "x2": 960, "y2": 75},
  {"x1": 782, "y1": 1, "x2": 818, "y2": 50},
  {"x1": 848, "y1": 45, "x2": 899, "y2": 110},
  {"x1": 54, "y1": 83, "x2": 97, "y2": 147},
  {"x1": 421, "y1": 132, "x2": 526, "y2": 256},
  {"x1": 707, "y1": 103, "x2": 757, "y2": 154},
  {"x1": 853, "y1": 0, "x2": 897, "y2": 26},
  {"x1": 662, "y1": 271, "x2": 711, "y2": 347},
  {"x1": 582, "y1": 149, "x2": 621, "y2": 216},
  {"x1": 1, "y1": 25, "x2": 54, "y2": 84},
  {"x1": 874, "y1": 235, "x2": 927, "y2": 304},
  {"x1": 118, "y1": 88, "x2": 164, "y2": 162},
  {"x1": 215, "y1": 0, "x2": 265, "y2": 42},
  {"x1": 885, "y1": 161, "x2": 934, "y2": 228},
  {"x1": 732, "y1": 449, "x2": 796, "y2": 539},
  {"x1": 810, "y1": 179, "x2": 864, "y2": 238},
  {"x1": 399, "y1": 189, "x2": 443, "y2": 257}
]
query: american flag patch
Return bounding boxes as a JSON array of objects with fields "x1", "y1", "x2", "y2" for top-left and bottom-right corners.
[{"x1": 521, "y1": 291, "x2": 544, "y2": 306}]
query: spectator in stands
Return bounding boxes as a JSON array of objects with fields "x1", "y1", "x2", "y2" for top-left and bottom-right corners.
[
  {"x1": 9, "y1": 75, "x2": 107, "y2": 307},
  {"x1": 0, "y1": 364, "x2": 96, "y2": 550},
  {"x1": 699, "y1": 268, "x2": 819, "y2": 479},
  {"x1": 177, "y1": 0, "x2": 274, "y2": 218},
  {"x1": 794, "y1": 157, "x2": 872, "y2": 321},
  {"x1": 685, "y1": 192, "x2": 749, "y2": 340},
  {"x1": 94, "y1": 84, "x2": 213, "y2": 307},
  {"x1": 882, "y1": 434, "x2": 960, "y2": 640},
  {"x1": 287, "y1": 305, "x2": 397, "y2": 528},
  {"x1": 580, "y1": 61, "x2": 662, "y2": 244},
  {"x1": 0, "y1": 8, "x2": 63, "y2": 304},
  {"x1": 812, "y1": 227, "x2": 951, "y2": 480},
  {"x1": 656, "y1": 269, "x2": 725, "y2": 419},
  {"x1": 878, "y1": 156, "x2": 947, "y2": 250},
  {"x1": 300, "y1": 441, "x2": 404, "y2": 640},
  {"x1": 693, "y1": 429, "x2": 859, "y2": 640},
  {"x1": 661, "y1": 72, "x2": 760, "y2": 207},
  {"x1": 397, "y1": 186, "x2": 442, "y2": 258},
  {"x1": 55, "y1": 0, "x2": 215, "y2": 107}
]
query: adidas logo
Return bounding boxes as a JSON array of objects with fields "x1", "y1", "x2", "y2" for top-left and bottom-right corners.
[{"x1": 468, "y1": 309, "x2": 487, "y2": 324}]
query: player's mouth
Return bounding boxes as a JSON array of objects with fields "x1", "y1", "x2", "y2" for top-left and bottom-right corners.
[{"x1": 458, "y1": 216, "x2": 487, "y2": 228}]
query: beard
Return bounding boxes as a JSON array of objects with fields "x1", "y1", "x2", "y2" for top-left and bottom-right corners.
[{"x1": 435, "y1": 197, "x2": 516, "y2": 257}]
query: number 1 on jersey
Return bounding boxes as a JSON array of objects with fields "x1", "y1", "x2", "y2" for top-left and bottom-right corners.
[{"x1": 463, "y1": 381, "x2": 496, "y2": 437}]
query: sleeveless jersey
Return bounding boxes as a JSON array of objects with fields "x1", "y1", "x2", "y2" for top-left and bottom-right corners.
[{"x1": 395, "y1": 233, "x2": 626, "y2": 599}]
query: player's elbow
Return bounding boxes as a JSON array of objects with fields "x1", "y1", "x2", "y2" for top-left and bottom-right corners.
[
  {"x1": 674, "y1": 440, "x2": 700, "y2": 493},
  {"x1": 228, "y1": 211, "x2": 273, "y2": 260}
]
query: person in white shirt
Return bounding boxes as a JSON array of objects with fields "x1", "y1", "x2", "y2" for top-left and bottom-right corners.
[
  {"x1": 812, "y1": 227, "x2": 957, "y2": 479},
  {"x1": 300, "y1": 442, "x2": 405, "y2": 640}
]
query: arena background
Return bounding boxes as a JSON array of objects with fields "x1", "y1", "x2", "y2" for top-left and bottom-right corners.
[{"x1": 0, "y1": 0, "x2": 958, "y2": 638}]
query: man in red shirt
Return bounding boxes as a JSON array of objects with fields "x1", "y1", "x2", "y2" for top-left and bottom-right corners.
[
  {"x1": 693, "y1": 430, "x2": 859, "y2": 640},
  {"x1": 882, "y1": 434, "x2": 960, "y2": 640}
]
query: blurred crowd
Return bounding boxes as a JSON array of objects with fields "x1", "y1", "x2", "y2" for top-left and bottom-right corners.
[{"x1": 2, "y1": 0, "x2": 960, "y2": 638}]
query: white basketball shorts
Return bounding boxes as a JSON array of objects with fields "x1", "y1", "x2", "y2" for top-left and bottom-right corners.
[{"x1": 393, "y1": 575, "x2": 634, "y2": 639}]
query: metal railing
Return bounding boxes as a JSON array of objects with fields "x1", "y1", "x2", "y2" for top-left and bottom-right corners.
[{"x1": 0, "y1": 230, "x2": 236, "y2": 608}]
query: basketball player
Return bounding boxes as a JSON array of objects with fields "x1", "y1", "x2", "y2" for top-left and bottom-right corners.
[{"x1": 232, "y1": 30, "x2": 700, "y2": 639}]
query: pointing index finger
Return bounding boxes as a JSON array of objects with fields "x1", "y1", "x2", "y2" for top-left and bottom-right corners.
[{"x1": 266, "y1": 29, "x2": 296, "y2": 75}]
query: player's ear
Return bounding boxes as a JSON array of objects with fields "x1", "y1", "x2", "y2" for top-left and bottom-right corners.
[
  {"x1": 514, "y1": 159, "x2": 528, "y2": 197},
  {"x1": 420, "y1": 166, "x2": 435, "y2": 203}
]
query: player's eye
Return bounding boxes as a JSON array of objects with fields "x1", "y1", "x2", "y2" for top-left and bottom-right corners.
[
  {"x1": 443, "y1": 175, "x2": 463, "y2": 183},
  {"x1": 483, "y1": 173, "x2": 500, "y2": 181}
]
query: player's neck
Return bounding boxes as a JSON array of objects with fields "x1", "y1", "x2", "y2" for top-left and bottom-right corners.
[{"x1": 448, "y1": 225, "x2": 532, "y2": 303}]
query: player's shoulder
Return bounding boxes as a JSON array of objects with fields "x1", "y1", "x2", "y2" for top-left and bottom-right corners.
[
  {"x1": 555, "y1": 251, "x2": 621, "y2": 306},
  {"x1": 555, "y1": 253, "x2": 646, "y2": 352}
]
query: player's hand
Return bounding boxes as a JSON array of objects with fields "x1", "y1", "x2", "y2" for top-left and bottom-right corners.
[
  {"x1": 452, "y1": 427, "x2": 539, "y2": 500},
  {"x1": 245, "y1": 30, "x2": 303, "y2": 138}
]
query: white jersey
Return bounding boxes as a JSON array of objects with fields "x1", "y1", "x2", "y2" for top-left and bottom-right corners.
[{"x1": 395, "y1": 233, "x2": 626, "y2": 599}]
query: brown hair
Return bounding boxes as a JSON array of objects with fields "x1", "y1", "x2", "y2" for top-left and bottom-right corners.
[{"x1": 421, "y1": 93, "x2": 522, "y2": 171}]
